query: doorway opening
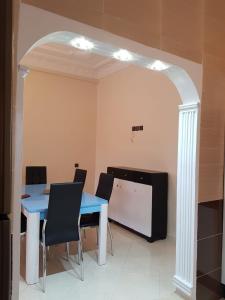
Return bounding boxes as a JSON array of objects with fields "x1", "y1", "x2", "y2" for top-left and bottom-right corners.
[{"x1": 13, "y1": 4, "x2": 202, "y2": 300}]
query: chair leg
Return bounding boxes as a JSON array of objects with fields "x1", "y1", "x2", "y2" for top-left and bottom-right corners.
[
  {"x1": 46, "y1": 246, "x2": 50, "y2": 260},
  {"x1": 107, "y1": 222, "x2": 113, "y2": 256},
  {"x1": 42, "y1": 243, "x2": 47, "y2": 293},
  {"x1": 96, "y1": 227, "x2": 99, "y2": 246},
  {"x1": 77, "y1": 240, "x2": 81, "y2": 265},
  {"x1": 66, "y1": 242, "x2": 70, "y2": 261},
  {"x1": 78, "y1": 240, "x2": 84, "y2": 281},
  {"x1": 78, "y1": 222, "x2": 84, "y2": 280}
]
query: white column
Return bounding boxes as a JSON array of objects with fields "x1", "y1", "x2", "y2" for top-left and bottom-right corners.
[
  {"x1": 11, "y1": 65, "x2": 30, "y2": 297},
  {"x1": 98, "y1": 203, "x2": 108, "y2": 265},
  {"x1": 173, "y1": 103, "x2": 200, "y2": 299}
]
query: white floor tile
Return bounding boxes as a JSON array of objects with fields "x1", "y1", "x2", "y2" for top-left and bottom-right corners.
[{"x1": 20, "y1": 224, "x2": 181, "y2": 300}]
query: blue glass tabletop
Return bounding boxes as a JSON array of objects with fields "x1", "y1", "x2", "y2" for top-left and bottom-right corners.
[{"x1": 21, "y1": 184, "x2": 108, "y2": 220}]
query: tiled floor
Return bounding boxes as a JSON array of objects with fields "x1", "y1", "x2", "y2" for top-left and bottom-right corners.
[{"x1": 19, "y1": 223, "x2": 183, "y2": 300}]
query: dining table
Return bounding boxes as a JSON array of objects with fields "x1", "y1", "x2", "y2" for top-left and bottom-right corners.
[{"x1": 21, "y1": 184, "x2": 108, "y2": 285}]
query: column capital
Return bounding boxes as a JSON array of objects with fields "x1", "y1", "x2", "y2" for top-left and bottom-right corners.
[
  {"x1": 18, "y1": 65, "x2": 30, "y2": 79},
  {"x1": 179, "y1": 102, "x2": 200, "y2": 111}
]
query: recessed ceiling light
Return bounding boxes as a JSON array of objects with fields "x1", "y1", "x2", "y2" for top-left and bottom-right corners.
[
  {"x1": 147, "y1": 60, "x2": 170, "y2": 71},
  {"x1": 70, "y1": 37, "x2": 94, "y2": 50},
  {"x1": 113, "y1": 49, "x2": 133, "y2": 62}
]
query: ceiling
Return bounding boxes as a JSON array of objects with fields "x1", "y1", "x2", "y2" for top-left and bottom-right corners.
[{"x1": 21, "y1": 43, "x2": 129, "y2": 81}]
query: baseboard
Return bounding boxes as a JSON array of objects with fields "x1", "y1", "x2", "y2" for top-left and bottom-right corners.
[{"x1": 173, "y1": 275, "x2": 194, "y2": 299}]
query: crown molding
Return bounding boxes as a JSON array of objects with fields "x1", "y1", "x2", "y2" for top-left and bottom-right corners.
[{"x1": 25, "y1": 65, "x2": 99, "y2": 83}]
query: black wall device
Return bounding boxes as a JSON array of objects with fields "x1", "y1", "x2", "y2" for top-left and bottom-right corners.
[{"x1": 132, "y1": 125, "x2": 144, "y2": 131}]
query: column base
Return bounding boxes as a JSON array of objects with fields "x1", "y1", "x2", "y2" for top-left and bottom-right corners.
[{"x1": 173, "y1": 275, "x2": 194, "y2": 299}]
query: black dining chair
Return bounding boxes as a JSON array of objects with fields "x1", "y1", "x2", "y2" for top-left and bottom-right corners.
[
  {"x1": 41, "y1": 182, "x2": 83, "y2": 292},
  {"x1": 73, "y1": 168, "x2": 87, "y2": 190},
  {"x1": 80, "y1": 173, "x2": 114, "y2": 255},
  {"x1": 26, "y1": 166, "x2": 47, "y2": 185},
  {"x1": 21, "y1": 166, "x2": 47, "y2": 234}
]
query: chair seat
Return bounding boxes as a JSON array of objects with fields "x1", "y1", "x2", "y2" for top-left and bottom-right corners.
[
  {"x1": 43, "y1": 231, "x2": 80, "y2": 246},
  {"x1": 39, "y1": 221, "x2": 80, "y2": 246},
  {"x1": 80, "y1": 213, "x2": 100, "y2": 228}
]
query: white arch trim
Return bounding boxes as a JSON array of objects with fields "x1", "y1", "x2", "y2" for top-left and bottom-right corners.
[
  {"x1": 13, "y1": 3, "x2": 202, "y2": 300},
  {"x1": 18, "y1": 4, "x2": 202, "y2": 106}
]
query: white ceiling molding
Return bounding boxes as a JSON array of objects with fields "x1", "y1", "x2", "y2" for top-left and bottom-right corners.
[{"x1": 20, "y1": 43, "x2": 128, "y2": 81}]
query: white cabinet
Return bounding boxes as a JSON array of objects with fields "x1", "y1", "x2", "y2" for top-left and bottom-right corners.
[
  {"x1": 107, "y1": 167, "x2": 168, "y2": 242},
  {"x1": 109, "y1": 178, "x2": 152, "y2": 237}
]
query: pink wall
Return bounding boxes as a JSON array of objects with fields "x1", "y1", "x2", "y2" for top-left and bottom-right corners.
[
  {"x1": 23, "y1": 70, "x2": 97, "y2": 193},
  {"x1": 96, "y1": 66, "x2": 180, "y2": 237},
  {"x1": 23, "y1": 66, "x2": 180, "y2": 236}
]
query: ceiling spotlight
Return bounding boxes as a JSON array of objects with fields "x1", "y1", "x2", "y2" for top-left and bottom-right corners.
[
  {"x1": 147, "y1": 60, "x2": 170, "y2": 71},
  {"x1": 70, "y1": 37, "x2": 94, "y2": 50},
  {"x1": 113, "y1": 49, "x2": 133, "y2": 62}
]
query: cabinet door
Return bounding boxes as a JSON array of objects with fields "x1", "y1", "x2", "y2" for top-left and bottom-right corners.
[
  {"x1": 109, "y1": 179, "x2": 152, "y2": 237},
  {"x1": 109, "y1": 179, "x2": 125, "y2": 221}
]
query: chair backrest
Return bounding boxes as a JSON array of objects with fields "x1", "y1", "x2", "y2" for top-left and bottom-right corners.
[
  {"x1": 73, "y1": 168, "x2": 87, "y2": 189},
  {"x1": 45, "y1": 182, "x2": 83, "y2": 246},
  {"x1": 95, "y1": 173, "x2": 114, "y2": 202},
  {"x1": 26, "y1": 166, "x2": 47, "y2": 185}
]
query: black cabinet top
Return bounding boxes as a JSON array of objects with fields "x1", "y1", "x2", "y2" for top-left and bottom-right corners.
[
  {"x1": 109, "y1": 166, "x2": 167, "y2": 174},
  {"x1": 107, "y1": 166, "x2": 168, "y2": 186}
]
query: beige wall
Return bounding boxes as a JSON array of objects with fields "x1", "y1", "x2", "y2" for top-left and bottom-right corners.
[
  {"x1": 198, "y1": 1, "x2": 225, "y2": 202},
  {"x1": 22, "y1": 0, "x2": 225, "y2": 204},
  {"x1": 23, "y1": 70, "x2": 97, "y2": 193},
  {"x1": 96, "y1": 66, "x2": 180, "y2": 237},
  {"x1": 22, "y1": 0, "x2": 202, "y2": 63}
]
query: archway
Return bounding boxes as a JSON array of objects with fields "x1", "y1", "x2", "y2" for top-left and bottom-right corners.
[{"x1": 13, "y1": 4, "x2": 202, "y2": 300}]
